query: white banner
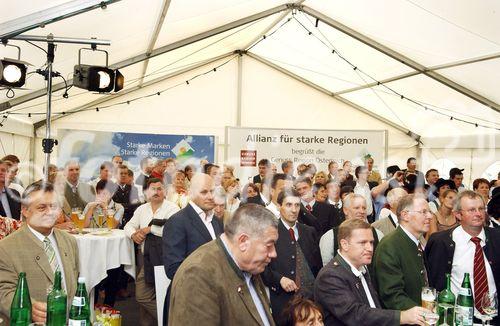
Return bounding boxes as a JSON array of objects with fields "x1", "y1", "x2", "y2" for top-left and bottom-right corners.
[{"x1": 226, "y1": 127, "x2": 387, "y2": 182}]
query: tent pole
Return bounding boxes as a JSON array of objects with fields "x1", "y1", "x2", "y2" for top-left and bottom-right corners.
[{"x1": 42, "y1": 42, "x2": 55, "y2": 182}]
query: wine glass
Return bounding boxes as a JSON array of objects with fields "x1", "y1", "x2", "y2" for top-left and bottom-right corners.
[
  {"x1": 438, "y1": 301, "x2": 454, "y2": 326},
  {"x1": 479, "y1": 292, "x2": 498, "y2": 325}
]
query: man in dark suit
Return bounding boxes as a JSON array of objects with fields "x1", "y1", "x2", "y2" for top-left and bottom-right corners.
[
  {"x1": 295, "y1": 177, "x2": 339, "y2": 235},
  {"x1": 253, "y1": 158, "x2": 271, "y2": 185},
  {"x1": 425, "y1": 190, "x2": 500, "y2": 323},
  {"x1": 314, "y1": 219, "x2": 428, "y2": 326},
  {"x1": 326, "y1": 179, "x2": 345, "y2": 225},
  {"x1": 262, "y1": 189, "x2": 322, "y2": 324},
  {"x1": 0, "y1": 160, "x2": 21, "y2": 220},
  {"x1": 162, "y1": 173, "x2": 224, "y2": 325},
  {"x1": 135, "y1": 157, "x2": 154, "y2": 190},
  {"x1": 112, "y1": 165, "x2": 141, "y2": 227},
  {"x1": 374, "y1": 194, "x2": 431, "y2": 310}
]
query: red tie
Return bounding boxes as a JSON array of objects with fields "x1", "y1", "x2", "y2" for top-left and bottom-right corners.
[
  {"x1": 471, "y1": 236, "x2": 489, "y2": 314},
  {"x1": 289, "y1": 228, "x2": 296, "y2": 241},
  {"x1": 306, "y1": 204, "x2": 312, "y2": 212}
]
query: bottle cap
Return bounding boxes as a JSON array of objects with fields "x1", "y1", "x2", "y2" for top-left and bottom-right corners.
[{"x1": 78, "y1": 276, "x2": 86, "y2": 283}]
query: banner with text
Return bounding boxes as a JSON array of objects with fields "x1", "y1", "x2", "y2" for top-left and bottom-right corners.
[
  {"x1": 226, "y1": 127, "x2": 387, "y2": 182},
  {"x1": 57, "y1": 129, "x2": 215, "y2": 180}
]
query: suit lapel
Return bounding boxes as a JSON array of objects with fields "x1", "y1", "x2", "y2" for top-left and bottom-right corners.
[
  {"x1": 53, "y1": 230, "x2": 74, "y2": 293},
  {"x1": 23, "y1": 227, "x2": 55, "y2": 283},
  {"x1": 187, "y1": 204, "x2": 212, "y2": 242},
  {"x1": 335, "y1": 255, "x2": 371, "y2": 306}
]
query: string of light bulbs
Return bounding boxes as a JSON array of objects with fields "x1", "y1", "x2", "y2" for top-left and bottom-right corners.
[{"x1": 292, "y1": 11, "x2": 500, "y2": 131}]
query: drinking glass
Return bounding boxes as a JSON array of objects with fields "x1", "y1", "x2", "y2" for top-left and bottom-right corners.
[
  {"x1": 423, "y1": 312, "x2": 439, "y2": 325},
  {"x1": 106, "y1": 209, "x2": 115, "y2": 231},
  {"x1": 479, "y1": 292, "x2": 498, "y2": 326},
  {"x1": 438, "y1": 301, "x2": 454, "y2": 326},
  {"x1": 422, "y1": 287, "x2": 437, "y2": 312}
]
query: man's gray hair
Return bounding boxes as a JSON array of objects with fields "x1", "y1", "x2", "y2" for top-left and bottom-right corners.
[
  {"x1": 343, "y1": 193, "x2": 366, "y2": 209},
  {"x1": 396, "y1": 193, "x2": 427, "y2": 222},
  {"x1": 387, "y1": 188, "x2": 408, "y2": 208},
  {"x1": 22, "y1": 181, "x2": 55, "y2": 206},
  {"x1": 453, "y1": 190, "x2": 484, "y2": 212},
  {"x1": 225, "y1": 204, "x2": 278, "y2": 239},
  {"x1": 64, "y1": 160, "x2": 80, "y2": 169}
]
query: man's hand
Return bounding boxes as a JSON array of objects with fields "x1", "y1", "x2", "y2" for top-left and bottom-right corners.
[
  {"x1": 400, "y1": 306, "x2": 430, "y2": 326},
  {"x1": 131, "y1": 226, "x2": 151, "y2": 244},
  {"x1": 32, "y1": 300, "x2": 47, "y2": 323},
  {"x1": 279, "y1": 277, "x2": 299, "y2": 292}
]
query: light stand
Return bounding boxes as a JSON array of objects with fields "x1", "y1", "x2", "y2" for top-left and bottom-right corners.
[{"x1": 10, "y1": 33, "x2": 110, "y2": 181}]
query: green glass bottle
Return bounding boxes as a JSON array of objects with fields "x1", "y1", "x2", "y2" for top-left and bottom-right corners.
[
  {"x1": 455, "y1": 273, "x2": 473, "y2": 326},
  {"x1": 438, "y1": 273, "x2": 456, "y2": 325},
  {"x1": 47, "y1": 270, "x2": 67, "y2": 326},
  {"x1": 10, "y1": 272, "x2": 32, "y2": 325},
  {"x1": 68, "y1": 277, "x2": 90, "y2": 326}
]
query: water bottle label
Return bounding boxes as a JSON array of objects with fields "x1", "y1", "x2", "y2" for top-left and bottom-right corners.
[
  {"x1": 458, "y1": 288, "x2": 471, "y2": 296},
  {"x1": 455, "y1": 305, "x2": 473, "y2": 326},
  {"x1": 71, "y1": 296, "x2": 85, "y2": 307},
  {"x1": 68, "y1": 320, "x2": 87, "y2": 326}
]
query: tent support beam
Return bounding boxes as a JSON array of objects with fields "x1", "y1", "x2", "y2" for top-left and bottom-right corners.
[
  {"x1": 0, "y1": 0, "x2": 121, "y2": 41},
  {"x1": 33, "y1": 52, "x2": 236, "y2": 130},
  {"x1": 336, "y1": 52, "x2": 500, "y2": 96},
  {"x1": 299, "y1": 5, "x2": 500, "y2": 114},
  {"x1": 246, "y1": 52, "x2": 420, "y2": 142},
  {"x1": 236, "y1": 53, "x2": 243, "y2": 127},
  {"x1": 0, "y1": 3, "x2": 290, "y2": 112},
  {"x1": 138, "y1": 0, "x2": 172, "y2": 87}
]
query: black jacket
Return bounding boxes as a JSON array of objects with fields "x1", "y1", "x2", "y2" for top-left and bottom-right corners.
[
  {"x1": 112, "y1": 184, "x2": 141, "y2": 226},
  {"x1": 0, "y1": 188, "x2": 21, "y2": 220},
  {"x1": 311, "y1": 201, "x2": 341, "y2": 235},
  {"x1": 262, "y1": 220, "x2": 322, "y2": 323}
]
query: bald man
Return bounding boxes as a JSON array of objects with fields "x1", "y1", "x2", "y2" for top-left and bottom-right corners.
[{"x1": 162, "y1": 173, "x2": 224, "y2": 325}]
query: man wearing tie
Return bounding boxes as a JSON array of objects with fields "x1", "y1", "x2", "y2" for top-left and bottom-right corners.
[
  {"x1": 0, "y1": 160, "x2": 21, "y2": 220},
  {"x1": 262, "y1": 189, "x2": 321, "y2": 324},
  {"x1": 374, "y1": 194, "x2": 431, "y2": 310},
  {"x1": 314, "y1": 219, "x2": 428, "y2": 325},
  {"x1": 162, "y1": 173, "x2": 223, "y2": 324},
  {"x1": 425, "y1": 190, "x2": 500, "y2": 323},
  {"x1": 0, "y1": 181, "x2": 79, "y2": 324}
]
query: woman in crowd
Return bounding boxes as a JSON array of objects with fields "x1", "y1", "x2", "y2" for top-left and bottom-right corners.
[
  {"x1": 473, "y1": 178, "x2": 490, "y2": 203},
  {"x1": 313, "y1": 182, "x2": 328, "y2": 203},
  {"x1": 342, "y1": 161, "x2": 354, "y2": 182},
  {"x1": 280, "y1": 296, "x2": 324, "y2": 326},
  {"x1": 428, "y1": 178, "x2": 455, "y2": 213},
  {"x1": 313, "y1": 171, "x2": 328, "y2": 185},
  {"x1": 83, "y1": 180, "x2": 124, "y2": 228},
  {"x1": 427, "y1": 189, "x2": 458, "y2": 239},
  {"x1": 241, "y1": 182, "x2": 260, "y2": 202},
  {"x1": 224, "y1": 177, "x2": 241, "y2": 215},
  {"x1": 167, "y1": 170, "x2": 189, "y2": 208}
]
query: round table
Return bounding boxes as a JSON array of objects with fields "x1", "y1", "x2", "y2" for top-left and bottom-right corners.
[{"x1": 72, "y1": 228, "x2": 136, "y2": 320}]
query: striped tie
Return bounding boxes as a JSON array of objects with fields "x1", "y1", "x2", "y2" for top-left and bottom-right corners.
[
  {"x1": 43, "y1": 237, "x2": 59, "y2": 273},
  {"x1": 471, "y1": 237, "x2": 489, "y2": 314}
]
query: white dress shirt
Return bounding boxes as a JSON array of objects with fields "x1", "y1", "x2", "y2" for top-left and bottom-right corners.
[
  {"x1": 400, "y1": 225, "x2": 420, "y2": 247},
  {"x1": 280, "y1": 218, "x2": 299, "y2": 241},
  {"x1": 451, "y1": 226, "x2": 497, "y2": 301},
  {"x1": 338, "y1": 251, "x2": 376, "y2": 308},
  {"x1": 301, "y1": 199, "x2": 315, "y2": 210},
  {"x1": 28, "y1": 225, "x2": 67, "y2": 290},
  {"x1": 189, "y1": 201, "x2": 216, "y2": 240},
  {"x1": 124, "y1": 200, "x2": 180, "y2": 252},
  {"x1": 328, "y1": 199, "x2": 342, "y2": 209}
]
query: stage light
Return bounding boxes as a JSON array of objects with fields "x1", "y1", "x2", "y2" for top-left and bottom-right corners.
[
  {"x1": 73, "y1": 64, "x2": 123, "y2": 93},
  {"x1": 0, "y1": 58, "x2": 27, "y2": 88}
]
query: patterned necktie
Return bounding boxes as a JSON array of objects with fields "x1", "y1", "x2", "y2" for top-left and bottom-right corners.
[
  {"x1": 289, "y1": 228, "x2": 296, "y2": 241},
  {"x1": 471, "y1": 237, "x2": 489, "y2": 314},
  {"x1": 43, "y1": 237, "x2": 59, "y2": 273},
  {"x1": 417, "y1": 242, "x2": 429, "y2": 286},
  {"x1": 305, "y1": 204, "x2": 312, "y2": 212}
]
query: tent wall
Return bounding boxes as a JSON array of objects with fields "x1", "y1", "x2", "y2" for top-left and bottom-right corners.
[{"x1": 0, "y1": 118, "x2": 34, "y2": 185}]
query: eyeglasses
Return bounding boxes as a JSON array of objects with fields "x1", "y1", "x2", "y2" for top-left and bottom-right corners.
[
  {"x1": 460, "y1": 207, "x2": 486, "y2": 214},
  {"x1": 407, "y1": 209, "x2": 432, "y2": 216}
]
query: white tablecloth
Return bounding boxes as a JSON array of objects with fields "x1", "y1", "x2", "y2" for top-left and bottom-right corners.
[{"x1": 72, "y1": 228, "x2": 136, "y2": 292}]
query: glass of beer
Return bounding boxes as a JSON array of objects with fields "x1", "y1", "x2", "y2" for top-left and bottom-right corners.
[
  {"x1": 76, "y1": 211, "x2": 85, "y2": 234},
  {"x1": 422, "y1": 287, "x2": 437, "y2": 312},
  {"x1": 97, "y1": 213, "x2": 105, "y2": 228},
  {"x1": 71, "y1": 208, "x2": 81, "y2": 224},
  {"x1": 106, "y1": 209, "x2": 115, "y2": 231}
]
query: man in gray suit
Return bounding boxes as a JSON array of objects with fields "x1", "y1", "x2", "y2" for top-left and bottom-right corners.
[
  {"x1": 0, "y1": 181, "x2": 79, "y2": 324},
  {"x1": 63, "y1": 160, "x2": 95, "y2": 214},
  {"x1": 314, "y1": 219, "x2": 428, "y2": 326}
]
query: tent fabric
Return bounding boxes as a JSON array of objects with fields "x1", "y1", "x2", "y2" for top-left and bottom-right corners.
[{"x1": 0, "y1": 0, "x2": 499, "y2": 184}]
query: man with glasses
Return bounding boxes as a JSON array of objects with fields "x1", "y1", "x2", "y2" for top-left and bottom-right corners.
[
  {"x1": 374, "y1": 194, "x2": 431, "y2": 310},
  {"x1": 425, "y1": 190, "x2": 500, "y2": 323}
]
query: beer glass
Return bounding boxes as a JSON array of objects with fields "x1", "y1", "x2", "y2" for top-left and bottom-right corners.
[
  {"x1": 106, "y1": 209, "x2": 115, "y2": 231},
  {"x1": 422, "y1": 287, "x2": 438, "y2": 325}
]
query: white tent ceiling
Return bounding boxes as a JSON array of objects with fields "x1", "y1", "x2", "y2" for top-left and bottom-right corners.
[{"x1": 1, "y1": 0, "x2": 499, "y2": 147}]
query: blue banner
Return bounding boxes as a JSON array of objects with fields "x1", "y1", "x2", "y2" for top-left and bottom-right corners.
[{"x1": 57, "y1": 129, "x2": 215, "y2": 180}]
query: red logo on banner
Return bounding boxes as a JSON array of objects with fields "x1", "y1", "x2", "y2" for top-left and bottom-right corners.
[{"x1": 240, "y1": 150, "x2": 257, "y2": 167}]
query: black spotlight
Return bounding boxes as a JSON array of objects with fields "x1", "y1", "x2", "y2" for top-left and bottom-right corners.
[
  {"x1": 0, "y1": 58, "x2": 28, "y2": 88},
  {"x1": 73, "y1": 64, "x2": 123, "y2": 93}
]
